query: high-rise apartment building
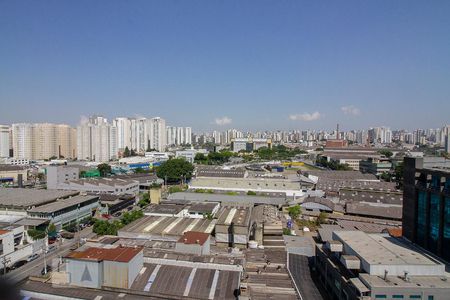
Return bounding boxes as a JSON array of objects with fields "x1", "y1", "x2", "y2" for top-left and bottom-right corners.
[
  {"x1": 11, "y1": 123, "x2": 76, "y2": 160},
  {"x1": 77, "y1": 116, "x2": 117, "y2": 162},
  {"x1": 149, "y1": 117, "x2": 166, "y2": 152},
  {"x1": 113, "y1": 117, "x2": 132, "y2": 151},
  {"x1": 166, "y1": 126, "x2": 177, "y2": 146},
  {"x1": 0, "y1": 125, "x2": 10, "y2": 158}
]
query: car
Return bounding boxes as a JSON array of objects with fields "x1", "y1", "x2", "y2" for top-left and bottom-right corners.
[
  {"x1": 10, "y1": 260, "x2": 27, "y2": 270},
  {"x1": 41, "y1": 265, "x2": 52, "y2": 275},
  {"x1": 46, "y1": 245, "x2": 57, "y2": 253},
  {"x1": 27, "y1": 253, "x2": 39, "y2": 262}
]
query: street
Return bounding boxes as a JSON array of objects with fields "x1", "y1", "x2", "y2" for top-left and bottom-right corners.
[{"x1": 3, "y1": 226, "x2": 95, "y2": 284}]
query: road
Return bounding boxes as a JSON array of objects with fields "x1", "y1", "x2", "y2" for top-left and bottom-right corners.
[{"x1": 3, "y1": 226, "x2": 95, "y2": 284}]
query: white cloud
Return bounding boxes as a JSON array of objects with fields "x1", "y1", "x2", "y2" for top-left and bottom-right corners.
[
  {"x1": 214, "y1": 116, "x2": 232, "y2": 126},
  {"x1": 341, "y1": 105, "x2": 360, "y2": 116},
  {"x1": 289, "y1": 111, "x2": 321, "y2": 121},
  {"x1": 79, "y1": 115, "x2": 89, "y2": 125}
]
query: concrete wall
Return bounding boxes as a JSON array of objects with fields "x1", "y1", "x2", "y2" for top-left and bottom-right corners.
[
  {"x1": 46, "y1": 166, "x2": 79, "y2": 190},
  {"x1": 66, "y1": 259, "x2": 103, "y2": 289},
  {"x1": 175, "y1": 238, "x2": 210, "y2": 256}
]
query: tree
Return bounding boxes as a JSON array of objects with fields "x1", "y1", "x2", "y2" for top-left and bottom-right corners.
[
  {"x1": 47, "y1": 223, "x2": 57, "y2": 237},
  {"x1": 316, "y1": 212, "x2": 328, "y2": 225},
  {"x1": 379, "y1": 149, "x2": 393, "y2": 158},
  {"x1": 194, "y1": 153, "x2": 208, "y2": 164},
  {"x1": 97, "y1": 163, "x2": 112, "y2": 177},
  {"x1": 287, "y1": 205, "x2": 301, "y2": 220},
  {"x1": 80, "y1": 170, "x2": 87, "y2": 178},
  {"x1": 124, "y1": 146, "x2": 131, "y2": 157},
  {"x1": 156, "y1": 158, "x2": 194, "y2": 183}
]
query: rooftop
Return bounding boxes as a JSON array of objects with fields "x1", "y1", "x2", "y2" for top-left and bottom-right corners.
[
  {"x1": 0, "y1": 188, "x2": 79, "y2": 208},
  {"x1": 177, "y1": 231, "x2": 210, "y2": 245},
  {"x1": 333, "y1": 231, "x2": 445, "y2": 276},
  {"x1": 66, "y1": 246, "x2": 143, "y2": 262},
  {"x1": 216, "y1": 206, "x2": 252, "y2": 227},
  {"x1": 144, "y1": 203, "x2": 186, "y2": 215},
  {"x1": 28, "y1": 195, "x2": 99, "y2": 214},
  {"x1": 168, "y1": 192, "x2": 287, "y2": 206}
]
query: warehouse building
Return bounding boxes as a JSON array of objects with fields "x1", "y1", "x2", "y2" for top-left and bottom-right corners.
[
  {"x1": 0, "y1": 188, "x2": 79, "y2": 216},
  {"x1": 95, "y1": 193, "x2": 135, "y2": 215},
  {"x1": 65, "y1": 246, "x2": 143, "y2": 289},
  {"x1": 55, "y1": 177, "x2": 140, "y2": 195},
  {"x1": 0, "y1": 165, "x2": 29, "y2": 185},
  {"x1": 27, "y1": 195, "x2": 99, "y2": 230},
  {"x1": 118, "y1": 215, "x2": 216, "y2": 241},
  {"x1": 215, "y1": 206, "x2": 252, "y2": 248}
]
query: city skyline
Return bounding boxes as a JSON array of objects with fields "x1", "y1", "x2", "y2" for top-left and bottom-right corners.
[{"x1": 1, "y1": 1, "x2": 450, "y2": 131}]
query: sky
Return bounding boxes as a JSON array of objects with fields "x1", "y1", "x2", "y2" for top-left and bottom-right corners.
[{"x1": 1, "y1": 1, "x2": 449, "y2": 132}]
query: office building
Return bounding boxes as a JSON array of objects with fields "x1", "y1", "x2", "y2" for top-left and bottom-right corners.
[
  {"x1": 403, "y1": 157, "x2": 450, "y2": 262},
  {"x1": 77, "y1": 116, "x2": 117, "y2": 162},
  {"x1": 0, "y1": 125, "x2": 10, "y2": 158},
  {"x1": 11, "y1": 123, "x2": 76, "y2": 160},
  {"x1": 46, "y1": 165, "x2": 79, "y2": 189}
]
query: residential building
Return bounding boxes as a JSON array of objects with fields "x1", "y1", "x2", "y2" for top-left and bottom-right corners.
[
  {"x1": 113, "y1": 117, "x2": 132, "y2": 151},
  {"x1": 149, "y1": 117, "x2": 166, "y2": 152},
  {"x1": 403, "y1": 156, "x2": 450, "y2": 262},
  {"x1": 77, "y1": 116, "x2": 117, "y2": 162},
  {"x1": 11, "y1": 123, "x2": 76, "y2": 160},
  {"x1": 0, "y1": 125, "x2": 10, "y2": 158},
  {"x1": 231, "y1": 137, "x2": 271, "y2": 152},
  {"x1": 175, "y1": 148, "x2": 207, "y2": 163}
]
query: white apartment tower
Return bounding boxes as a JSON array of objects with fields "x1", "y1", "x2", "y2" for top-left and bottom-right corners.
[
  {"x1": 77, "y1": 116, "x2": 117, "y2": 162},
  {"x1": 0, "y1": 125, "x2": 11, "y2": 158},
  {"x1": 149, "y1": 117, "x2": 166, "y2": 152}
]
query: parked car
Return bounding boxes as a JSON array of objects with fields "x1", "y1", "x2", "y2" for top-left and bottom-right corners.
[
  {"x1": 46, "y1": 245, "x2": 57, "y2": 253},
  {"x1": 10, "y1": 260, "x2": 27, "y2": 270},
  {"x1": 27, "y1": 253, "x2": 39, "y2": 262}
]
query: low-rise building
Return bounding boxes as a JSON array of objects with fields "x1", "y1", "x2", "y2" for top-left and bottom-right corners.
[
  {"x1": 359, "y1": 156, "x2": 392, "y2": 175},
  {"x1": 46, "y1": 165, "x2": 79, "y2": 189},
  {"x1": 175, "y1": 231, "x2": 210, "y2": 255},
  {"x1": 27, "y1": 195, "x2": 99, "y2": 230},
  {"x1": 0, "y1": 165, "x2": 29, "y2": 185},
  {"x1": 65, "y1": 246, "x2": 143, "y2": 289},
  {"x1": 55, "y1": 177, "x2": 140, "y2": 195},
  {"x1": 215, "y1": 206, "x2": 252, "y2": 248},
  {"x1": 315, "y1": 230, "x2": 450, "y2": 300},
  {"x1": 175, "y1": 148, "x2": 208, "y2": 163}
]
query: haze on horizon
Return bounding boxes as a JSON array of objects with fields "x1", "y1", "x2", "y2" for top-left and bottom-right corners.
[{"x1": 1, "y1": 1, "x2": 449, "y2": 132}]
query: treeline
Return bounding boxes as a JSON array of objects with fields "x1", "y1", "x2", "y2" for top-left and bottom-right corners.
[{"x1": 93, "y1": 210, "x2": 144, "y2": 236}]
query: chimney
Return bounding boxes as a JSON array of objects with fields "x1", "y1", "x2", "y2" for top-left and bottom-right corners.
[
  {"x1": 336, "y1": 123, "x2": 340, "y2": 140},
  {"x1": 403, "y1": 271, "x2": 409, "y2": 282}
]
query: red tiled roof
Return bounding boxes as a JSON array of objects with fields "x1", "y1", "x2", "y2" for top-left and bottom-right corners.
[
  {"x1": 178, "y1": 231, "x2": 210, "y2": 245},
  {"x1": 0, "y1": 229, "x2": 10, "y2": 235},
  {"x1": 66, "y1": 246, "x2": 142, "y2": 263}
]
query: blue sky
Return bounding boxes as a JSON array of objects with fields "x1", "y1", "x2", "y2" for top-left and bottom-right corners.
[{"x1": 1, "y1": 1, "x2": 449, "y2": 132}]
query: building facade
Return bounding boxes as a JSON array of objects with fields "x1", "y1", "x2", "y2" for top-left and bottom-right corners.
[
  {"x1": 403, "y1": 157, "x2": 450, "y2": 262},
  {"x1": 0, "y1": 125, "x2": 10, "y2": 158}
]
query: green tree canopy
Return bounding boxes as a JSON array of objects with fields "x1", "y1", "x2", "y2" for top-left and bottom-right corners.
[
  {"x1": 97, "y1": 163, "x2": 112, "y2": 177},
  {"x1": 124, "y1": 146, "x2": 131, "y2": 157},
  {"x1": 378, "y1": 149, "x2": 393, "y2": 158},
  {"x1": 287, "y1": 204, "x2": 302, "y2": 220},
  {"x1": 156, "y1": 158, "x2": 194, "y2": 183}
]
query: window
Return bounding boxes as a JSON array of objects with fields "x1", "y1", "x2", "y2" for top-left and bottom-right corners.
[
  {"x1": 427, "y1": 296, "x2": 434, "y2": 300},
  {"x1": 375, "y1": 296, "x2": 387, "y2": 299},
  {"x1": 409, "y1": 296, "x2": 421, "y2": 299}
]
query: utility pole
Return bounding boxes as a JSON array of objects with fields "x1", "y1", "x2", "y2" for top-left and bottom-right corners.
[{"x1": 2, "y1": 256, "x2": 11, "y2": 275}]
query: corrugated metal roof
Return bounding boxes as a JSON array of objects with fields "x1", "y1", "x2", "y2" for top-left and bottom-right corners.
[{"x1": 66, "y1": 246, "x2": 142, "y2": 263}]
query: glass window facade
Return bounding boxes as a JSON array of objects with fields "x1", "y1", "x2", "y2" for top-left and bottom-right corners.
[
  {"x1": 444, "y1": 196, "x2": 450, "y2": 262},
  {"x1": 428, "y1": 193, "x2": 440, "y2": 253},
  {"x1": 417, "y1": 191, "x2": 428, "y2": 246}
]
